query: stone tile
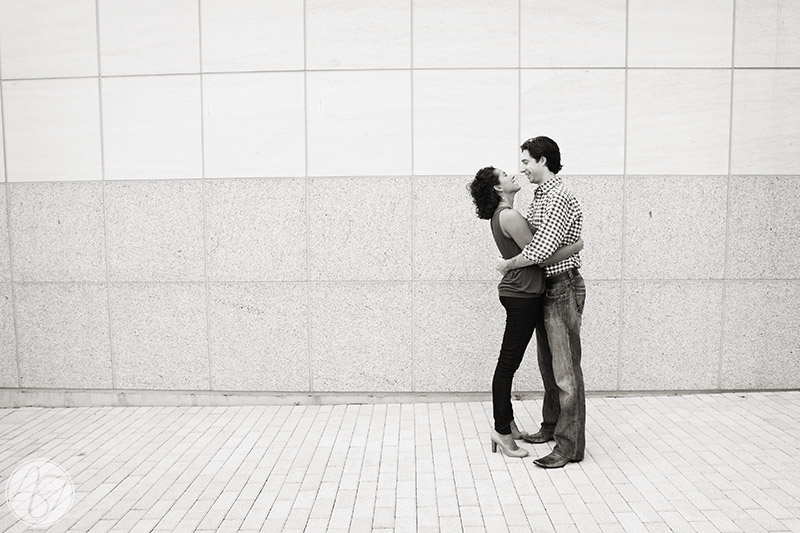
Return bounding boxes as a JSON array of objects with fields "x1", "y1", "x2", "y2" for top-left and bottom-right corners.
[
  {"x1": 205, "y1": 179, "x2": 306, "y2": 281},
  {"x1": 15, "y1": 283, "x2": 112, "y2": 388},
  {"x1": 514, "y1": 281, "x2": 621, "y2": 393},
  {"x1": 0, "y1": 0, "x2": 98, "y2": 78},
  {"x1": 208, "y1": 283, "x2": 308, "y2": 392},
  {"x1": 730, "y1": 70, "x2": 800, "y2": 175},
  {"x1": 567, "y1": 176, "x2": 623, "y2": 280},
  {"x1": 309, "y1": 283, "x2": 412, "y2": 391},
  {"x1": 579, "y1": 281, "x2": 621, "y2": 392},
  {"x1": 413, "y1": 176, "x2": 499, "y2": 281},
  {"x1": 414, "y1": 282, "x2": 501, "y2": 391},
  {"x1": 200, "y1": 0, "x2": 304, "y2": 72},
  {"x1": 626, "y1": 70, "x2": 731, "y2": 175},
  {"x1": 105, "y1": 181, "x2": 205, "y2": 282},
  {"x1": 307, "y1": 0, "x2": 410, "y2": 69},
  {"x1": 98, "y1": 0, "x2": 199, "y2": 75},
  {"x1": 413, "y1": 69, "x2": 518, "y2": 176},
  {"x1": 413, "y1": 0, "x2": 517, "y2": 68},
  {"x1": 728, "y1": 176, "x2": 800, "y2": 278},
  {"x1": 727, "y1": 176, "x2": 800, "y2": 279},
  {"x1": 0, "y1": 186, "x2": 10, "y2": 282},
  {"x1": 0, "y1": 283, "x2": 17, "y2": 387},
  {"x1": 520, "y1": 69, "x2": 625, "y2": 175},
  {"x1": 521, "y1": 0, "x2": 625, "y2": 67},
  {"x1": 2, "y1": 78, "x2": 102, "y2": 182},
  {"x1": 735, "y1": 0, "x2": 800, "y2": 67},
  {"x1": 628, "y1": 0, "x2": 733, "y2": 66},
  {"x1": 623, "y1": 177, "x2": 727, "y2": 279},
  {"x1": 109, "y1": 283, "x2": 209, "y2": 390},
  {"x1": 620, "y1": 282, "x2": 723, "y2": 390},
  {"x1": 306, "y1": 71, "x2": 412, "y2": 177},
  {"x1": 721, "y1": 281, "x2": 800, "y2": 389},
  {"x1": 9, "y1": 182, "x2": 105, "y2": 282},
  {"x1": 202, "y1": 73, "x2": 305, "y2": 178},
  {"x1": 308, "y1": 177, "x2": 412, "y2": 281},
  {"x1": 101, "y1": 75, "x2": 202, "y2": 180}
]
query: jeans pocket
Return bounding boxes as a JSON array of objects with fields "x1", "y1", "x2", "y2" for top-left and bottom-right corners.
[
  {"x1": 574, "y1": 285, "x2": 586, "y2": 315},
  {"x1": 545, "y1": 281, "x2": 569, "y2": 299}
]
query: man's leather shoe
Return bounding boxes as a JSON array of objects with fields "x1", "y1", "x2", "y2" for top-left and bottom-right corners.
[
  {"x1": 521, "y1": 429, "x2": 554, "y2": 444},
  {"x1": 533, "y1": 451, "x2": 575, "y2": 469}
]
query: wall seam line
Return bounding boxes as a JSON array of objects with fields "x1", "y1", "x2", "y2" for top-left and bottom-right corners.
[
  {"x1": 514, "y1": 0, "x2": 522, "y2": 396},
  {"x1": 6, "y1": 65, "x2": 798, "y2": 83},
  {"x1": 410, "y1": 0, "x2": 415, "y2": 393},
  {"x1": 304, "y1": 0, "x2": 313, "y2": 394},
  {"x1": 5, "y1": 172, "x2": 792, "y2": 185},
  {"x1": 95, "y1": 0, "x2": 117, "y2": 390},
  {"x1": 0, "y1": 277, "x2": 791, "y2": 285},
  {"x1": 618, "y1": 0, "x2": 630, "y2": 392},
  {"x1": 718, "y1": 0, "x2": 737, "y2": 390},
  {"x1": 197, "y1": 0, "x2": 213, "y2": 392},
  {"x1": 0, "y1": 22, "x2": 23, "y2": 388}
]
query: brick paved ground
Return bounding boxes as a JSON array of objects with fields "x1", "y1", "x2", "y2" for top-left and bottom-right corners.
[{"x1": 1, "y1": 391, "x2": 799, "y2": 532}]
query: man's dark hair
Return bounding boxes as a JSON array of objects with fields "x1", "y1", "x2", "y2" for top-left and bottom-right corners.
[
  {"x1": 520, "y1": 136, "x2": 563, "y2": 174},
  {"x1": 468, "y1": 166, "x2": 500, "y2": 220}
]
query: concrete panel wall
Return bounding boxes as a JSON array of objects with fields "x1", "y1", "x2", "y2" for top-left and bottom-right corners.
[{"x1": 0, "y1": 0, "x2": 798, "y2": 399}]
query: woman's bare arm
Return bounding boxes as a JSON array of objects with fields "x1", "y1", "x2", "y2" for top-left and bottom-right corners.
[
  {"x1": 499, "y1": 210, "x2": 584, "y2": 266},
  {"x1": 498, "y1": 209, "x2": 534, "y2": 250}
]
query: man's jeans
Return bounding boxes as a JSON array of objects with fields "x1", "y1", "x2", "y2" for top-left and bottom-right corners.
[{"x1": 535, "y1": 272, "x2": 586, "y2": 460}]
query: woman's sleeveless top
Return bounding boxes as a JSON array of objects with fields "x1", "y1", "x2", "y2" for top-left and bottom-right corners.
[{"x1": 490, "y1": 206, "x2": 545, "y2": 297}]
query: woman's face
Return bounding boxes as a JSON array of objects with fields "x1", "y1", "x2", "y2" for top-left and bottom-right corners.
[{"x1": 494, "y1": 169, "x2": 521, "y2": 195}]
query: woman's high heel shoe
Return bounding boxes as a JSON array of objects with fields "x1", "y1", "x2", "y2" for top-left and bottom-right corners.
[
  {"x1": 490, "y1": 429, "x2": 529, "y2": 458},
  {"x1": 510, "y1": 420, "x2": 530, "y2": 440}
]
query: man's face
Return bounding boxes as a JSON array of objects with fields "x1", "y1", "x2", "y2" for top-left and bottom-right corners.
[{"x1": 520, "y1": 149, "x2": 545, "y2": 185}]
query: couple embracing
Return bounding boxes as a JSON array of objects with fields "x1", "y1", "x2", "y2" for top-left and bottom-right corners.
[{"x1": 469, "y1": 136, "x2": 586, "y2": 469}]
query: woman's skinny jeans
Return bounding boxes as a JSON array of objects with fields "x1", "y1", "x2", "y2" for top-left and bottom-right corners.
[{"x1": 492, "y1": 295, "x2": 543, "y2": 435}]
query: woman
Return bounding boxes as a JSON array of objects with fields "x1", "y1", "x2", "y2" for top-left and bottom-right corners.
[{"x1": 469, "y1": 166, "x2": 583, "y2": 458}]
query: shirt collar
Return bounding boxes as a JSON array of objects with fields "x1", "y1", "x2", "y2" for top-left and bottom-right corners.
[{"x1": 534, "y1": 175, "x2": 562, "y2": 197}]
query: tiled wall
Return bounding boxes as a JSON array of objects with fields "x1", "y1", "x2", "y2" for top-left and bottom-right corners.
[{"x1": 0, "y1": 0, "x2": 798, "y2": 396}]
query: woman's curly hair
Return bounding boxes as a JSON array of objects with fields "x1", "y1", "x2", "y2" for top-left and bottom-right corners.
[{"x1": 468, "y1": 166, "x2": 500, "y2": 220}]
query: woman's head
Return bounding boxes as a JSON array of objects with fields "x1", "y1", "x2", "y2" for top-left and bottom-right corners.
[{"x1": 468, "y1": 166, "x2": 520, "y2": 219}]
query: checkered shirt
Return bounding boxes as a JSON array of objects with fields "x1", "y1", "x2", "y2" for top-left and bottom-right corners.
[{"x1": 521, "y1": 175, "x2": 583, "y2": 277}]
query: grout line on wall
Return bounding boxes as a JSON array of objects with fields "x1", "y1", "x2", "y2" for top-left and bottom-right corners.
[
  {"x1": 5, "y1": 172, "x2": 782, "y2": 186},
  {"x1": 517, "y1": 0, "x2": 522, "y2": 168},
  {"x1": 95, "y1": 0, "x2": 117, "y2": 389},
  {"x1": 0, "y1": 85, "x2": 8, "y2": 185},
  {"x1": 4, "y1": 183, "x2": 22, "y2": 387},
  {"x1": 100, "y1": 183, "x2": 116, "y2": 389},
  {"x1": 7, "y1": 277, "x2": 795, "y2": 285},
  {"x1": 0, "y1": 38, "x2": 14, "y2": 391},
  {"x1": 718, "y1": 0, "x2": 738, "y2": 389},
  {"x1": 617, "y1": 0, "x2": 631, "y2": 392},
  {"x1": 512, "y1": 0, "x2": 533, "y2": 182},
  {"x1": 197, "y1": 0, "x2": 213, "y2": 392},
  {"x1": 303, "y1": 0, "x2": 313, "y2": 394},
  {"x1": 409, "y1": 0, "x2": 415, "y2": 392},
  {"x1": 201, "y1": 179, "x2": 213, "y2": 392},
  {"x1": 5, "y1": 65, "x2": 797, "y2": 84}
]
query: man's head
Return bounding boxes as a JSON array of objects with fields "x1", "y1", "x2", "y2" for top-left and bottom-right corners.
[{"x1": 520, "y1": 136, "x2": 562, "y2": 185}]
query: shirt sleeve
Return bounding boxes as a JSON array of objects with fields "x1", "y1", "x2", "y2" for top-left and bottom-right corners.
[{"x1": 521, "y1": 194, "x2": 574, "y2": 264}]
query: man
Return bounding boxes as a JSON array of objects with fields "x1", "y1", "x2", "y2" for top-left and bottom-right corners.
[{"x1": 496, "y1": 136, "x2": 586, "y2": 469}]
